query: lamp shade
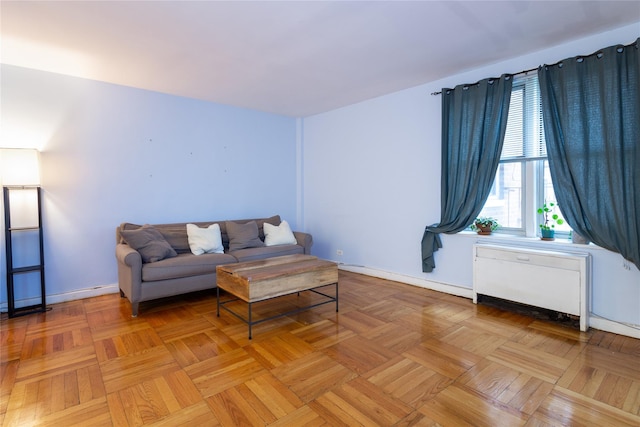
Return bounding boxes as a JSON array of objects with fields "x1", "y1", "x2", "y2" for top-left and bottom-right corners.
[{"x1": 0, "y1": 148, "x2": 41, "y2": 186}]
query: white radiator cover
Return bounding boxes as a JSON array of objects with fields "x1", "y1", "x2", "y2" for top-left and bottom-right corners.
[{"x1": 473, "y1": 244, "x2": 591, "y2": 331}]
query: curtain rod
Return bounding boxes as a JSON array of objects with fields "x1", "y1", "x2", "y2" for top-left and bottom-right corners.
[
  {"x1": 431, "y1": 38, "x2": 638, "y2": 96},
  {"x1": 430, "y1": 66, "x2": 538, "y2": 96}
]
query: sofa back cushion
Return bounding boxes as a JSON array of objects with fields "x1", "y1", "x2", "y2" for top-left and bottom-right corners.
[
  {"x1": 120, "y1": 225, "x2": 178, "y2": 263},
  {"x1": 119, "y1": 223, "x2": 192, "y2": 253},
  {"x1": 186, "y1": 223, "x2": 224, "y2": 255},
  {"x1": 218, "y1": 215, "x2": 281, "y2": 247},
  {"x1": 117, "y1": 215, "x2": 281, "y2": 254},
  {"x1": 226, "y1": 220, "x2": 265, "y2": 251}
]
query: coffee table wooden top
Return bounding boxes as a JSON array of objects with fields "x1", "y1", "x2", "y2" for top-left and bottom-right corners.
[{"x1": 216, "y1": 254, "x2": 338, "y2": 303}]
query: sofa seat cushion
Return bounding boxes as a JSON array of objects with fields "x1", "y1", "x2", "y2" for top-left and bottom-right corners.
[
  {"x1": 230, "y1": 244, "x2": 303, "y2": 262},
  {"x1": 142, "y1": 252, "x2": 237, "y2": 282}
]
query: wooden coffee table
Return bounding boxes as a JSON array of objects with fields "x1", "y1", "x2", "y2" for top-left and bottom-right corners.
[{"x1": 216, "y1": 254, "x2": 338, "y2": 339}]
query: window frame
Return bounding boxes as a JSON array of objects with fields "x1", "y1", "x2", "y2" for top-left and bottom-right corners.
[{"x1": 477, "y1": 74, "x2": 571, "y2": 239}]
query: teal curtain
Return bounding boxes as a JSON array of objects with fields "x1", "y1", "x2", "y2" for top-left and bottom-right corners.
[
  {"x1": 538, "y1": 38, "x2": 640, "y2": 270},
  {"x1": 421, "y1": 75, "x2": 512, "y2": 272}
]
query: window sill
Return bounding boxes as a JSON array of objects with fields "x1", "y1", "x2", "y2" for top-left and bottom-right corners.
[{"x1": 455, "y1": 230, "x2": 604, "y2": 251}]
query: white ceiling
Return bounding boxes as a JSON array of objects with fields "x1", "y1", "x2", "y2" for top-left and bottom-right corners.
[{"x1": 2, "y1": 1, "x2": 639, "y2": 117}]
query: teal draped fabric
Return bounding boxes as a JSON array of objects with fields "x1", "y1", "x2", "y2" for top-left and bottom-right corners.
[
  {"x1": 422, "y1": 75, "x2": 512, "y2": 272},
  {"x1": 538, "y1": 38, "x2": 640, "y2": 271}
]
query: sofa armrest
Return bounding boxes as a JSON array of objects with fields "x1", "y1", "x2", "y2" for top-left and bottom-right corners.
[
  {"x1": 116, "y1": 243, "x2": 141, "y2": 267},
  {"x1": 115, "y1": 243, "x2": 143, "y2": 315},
  {"x1": 293, "y1": 231, "x2": 313, "y2": 255}
]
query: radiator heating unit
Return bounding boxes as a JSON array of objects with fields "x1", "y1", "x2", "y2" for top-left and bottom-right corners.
[{"x1": 473, "y1": 244, "x2": 591, "y2": 331}]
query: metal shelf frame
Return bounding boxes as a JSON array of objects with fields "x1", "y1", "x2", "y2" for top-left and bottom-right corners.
[{"x1": 3, "y1": 185, "x2": 46, "y2": 317}]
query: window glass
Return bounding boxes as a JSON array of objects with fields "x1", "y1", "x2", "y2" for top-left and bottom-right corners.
[
  {"x1": 482, "y1": 162, "x2": 522, "y2": 229},
  {"x1": 543, "y1": 160, "x2": 572, "y2": 233}
]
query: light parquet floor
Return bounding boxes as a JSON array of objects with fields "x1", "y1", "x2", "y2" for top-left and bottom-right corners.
[{"x1": 1, "y1": 270, "x2": 639, "y2": 426}]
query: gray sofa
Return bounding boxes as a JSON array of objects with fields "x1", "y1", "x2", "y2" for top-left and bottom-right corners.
[{"x1": 115, "y1": 215, "x2": 312, "y2": 316}]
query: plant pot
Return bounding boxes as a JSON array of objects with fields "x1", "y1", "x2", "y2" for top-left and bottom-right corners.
[
  {"x1": 572, "y1": 232, "x2": 590, "y2": 245},
  {"x1": 476, "y1": 225, "x2": 493, "y2": 235},
  {"x1": 540, "y1": 229, "x2": 555, "y2": 241}
]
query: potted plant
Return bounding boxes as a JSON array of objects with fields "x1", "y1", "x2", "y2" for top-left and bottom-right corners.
[
  {"x1": 537, "y1": 201, "x2": 564, "y2": 241},
  {"x1": 470, "y1": 217, "x2": 499, "y2": 235}
]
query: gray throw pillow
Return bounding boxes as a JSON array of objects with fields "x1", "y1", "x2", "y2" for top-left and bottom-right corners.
[
  {"x1": 226, "y1": 220, "x2": 265, "y2": 251},
  {"x1": 121, "y1": 224, "x2": 178, "y2": 263}
]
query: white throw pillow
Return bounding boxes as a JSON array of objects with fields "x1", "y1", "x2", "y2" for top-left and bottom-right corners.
[
  {"x1": 186, "y1": 223, "x2": 224, "y2": 255},
  {"x1": 264, "y1": 220, "x2": 297, "y2": 246}
]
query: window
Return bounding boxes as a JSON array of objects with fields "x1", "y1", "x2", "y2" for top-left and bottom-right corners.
[{"x1": 477, "y1": 74, "x2": 572, "y2": 237}]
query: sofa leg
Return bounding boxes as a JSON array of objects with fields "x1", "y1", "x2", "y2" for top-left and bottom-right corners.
[
  {"x1": 131, "y1": 302, "x2": 139, "y2": 317},
  {"x1": 119, "y1": 289, "x2": 125, "y2": 298}
]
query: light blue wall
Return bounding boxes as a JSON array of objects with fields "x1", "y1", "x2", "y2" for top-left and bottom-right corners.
[
  {"x1": 302, "y1": 23, "x2": 640, "y2": 331},
  {"x1": 1, "y1": 65, "x2": 298, "y2": 304}
]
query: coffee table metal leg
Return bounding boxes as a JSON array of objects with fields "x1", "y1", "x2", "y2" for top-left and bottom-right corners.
[{"x1": 218, "y1": 281, "x2": 338, "y2": 340}]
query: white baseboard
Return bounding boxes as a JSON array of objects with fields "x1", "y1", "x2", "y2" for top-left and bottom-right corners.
[
  {"x1": 589, "y1": 315, "x2": 640, "y2": 339},
  {"x1": 0, "y1": 283, "x2": 119, "y2": 313},
  {"x1": 338, "y1": 264, "x2": 473, "y2": 299},
  {"x1": 338, "y1": 264, "x2": 640, "y2": 339}
]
